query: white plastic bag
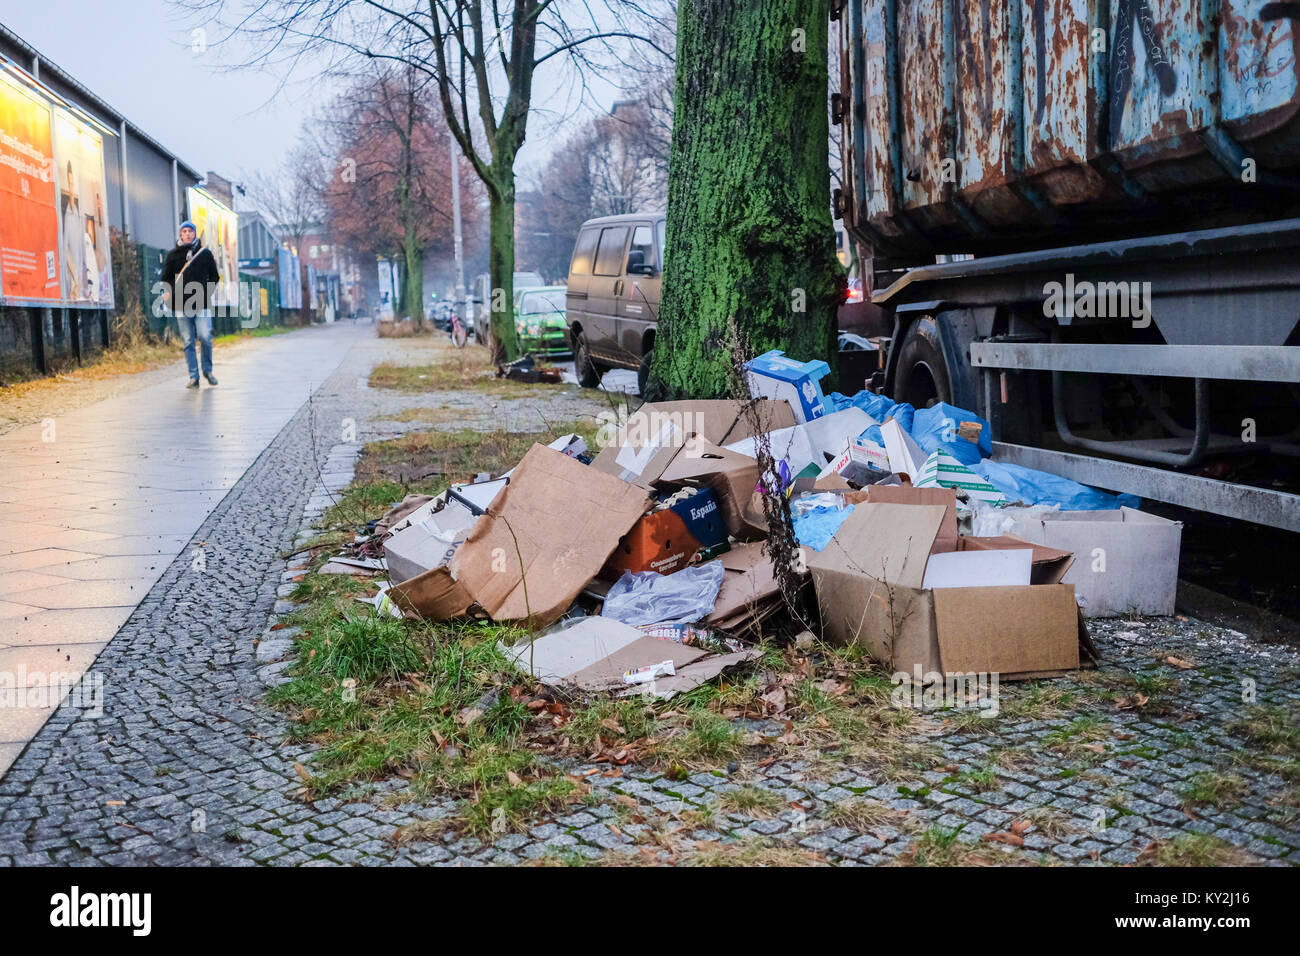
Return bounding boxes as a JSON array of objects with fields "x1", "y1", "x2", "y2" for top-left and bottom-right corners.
[{"x1": 601, "y1": 562, "x2": 726, "y2": 627}]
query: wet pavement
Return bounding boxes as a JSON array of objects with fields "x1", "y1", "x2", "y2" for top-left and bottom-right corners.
[{"x1": 0, "y1": 323, "x2": 365, "y2": 771}]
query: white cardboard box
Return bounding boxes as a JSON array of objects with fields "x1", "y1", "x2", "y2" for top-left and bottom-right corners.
[{"x1": 1000, "y1": 507, "x2": 1182, "y2": 617}]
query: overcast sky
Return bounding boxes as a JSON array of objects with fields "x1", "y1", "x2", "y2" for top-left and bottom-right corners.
[{"x1": 3, "y1": 0, "x2": 635, "y2": 205}]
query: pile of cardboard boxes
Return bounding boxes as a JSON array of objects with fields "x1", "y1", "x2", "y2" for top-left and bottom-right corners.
[{"x1": 362, "y1": 367, "x2": 1181, "y2": 696}]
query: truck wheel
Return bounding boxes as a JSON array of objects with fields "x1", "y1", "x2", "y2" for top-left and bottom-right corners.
[
  {"x1": 637, "y1": 351, "x2": 653, "y2": 396},
  {"x1": 894, "y1": 315, "x2": 952, "y2": 409},
  {"x1": 574, "y1": 331, "x2": 602, "y2": 388}
]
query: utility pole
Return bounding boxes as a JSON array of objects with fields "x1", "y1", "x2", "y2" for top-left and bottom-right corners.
[{"x1": 451, "y1": 140, "x2": 465, "y2": 322}]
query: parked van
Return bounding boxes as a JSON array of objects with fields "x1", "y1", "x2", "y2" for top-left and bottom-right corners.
[
  {"x1": 565, "y1": 213, "x2": 664, "y2": 392},
  {"x1": 471, "y1": 270, "x2": 544, "y2": 345}
]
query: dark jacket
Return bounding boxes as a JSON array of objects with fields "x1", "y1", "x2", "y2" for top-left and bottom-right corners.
[{"x1": 160, "y1": 240, "x2": 221, "y2": 315}]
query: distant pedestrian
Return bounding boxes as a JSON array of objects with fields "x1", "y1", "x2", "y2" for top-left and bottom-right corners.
[{"x1": 161, "y1": 220, "x2": 221, "y2": 388}]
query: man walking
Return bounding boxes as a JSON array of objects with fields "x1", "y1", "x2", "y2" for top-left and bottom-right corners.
[{"x1": 160, "y1": 220, "x2": 220, "y2": 388}]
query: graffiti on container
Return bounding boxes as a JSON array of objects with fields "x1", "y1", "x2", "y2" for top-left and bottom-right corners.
[
  {"x1": 1225, "y1": 5, "x2": 1296, "y2": 106},
  {"x1": 1110, "y1": 0, "x2": 1179, "y2": 136}
]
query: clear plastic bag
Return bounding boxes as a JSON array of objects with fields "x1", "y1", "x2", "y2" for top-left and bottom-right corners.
[{"x1": 601, "y1": 562, "x2": 726, "y2": 627}]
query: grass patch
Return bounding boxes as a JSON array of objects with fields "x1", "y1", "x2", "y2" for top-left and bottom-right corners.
[
  {"x1": 1180, "y1": 771, "x2": 1247, "y2": 811},
  {"x1": 1143, "y1": 834, "x2": 1260, "y2": 867},
  {"x1": 378, "y1": 405, "x2": 459, "y2": 424},
  {"x1": 715, "y1": 785, "x2": 784, "y2": 818},
  {"x1": 824, "y1": 799, "x2": 913, "y2": 833}
]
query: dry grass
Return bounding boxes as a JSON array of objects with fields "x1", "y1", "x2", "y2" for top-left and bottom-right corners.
[
  {"x1": 378, "y1": 405, "x2": 460, "y2": 424},
  {"x1": 824, "y1": 798, "x2": 916, "y2": 833}
]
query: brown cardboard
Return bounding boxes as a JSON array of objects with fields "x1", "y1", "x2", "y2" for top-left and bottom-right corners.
[
  {"x1": 933, "y1": 585, "x2": 1080, "y2": 675},
  {"x1": 388, "y1": 565, "x2": 475, "y2": 619},
  {"x1": 656, "y1": 436, "x2": 764, "y2": 538},
  {"x1": 858, "y1": 485, "x2": 959, "y2": 554},
  {"x1": 451, "y1": 445, "x2": 651, "y2": 626},
  {"x1": 567, "y1": 637, "x2": 710, "y2": 692},
  {"x1": 591, "y1": 399, "x2": 794, "y2": 487},
  {"x1": 707, "y1": 542, "x2": 782, "y2": 626},
  {"x1": 809, "y1": 503, "x2": 1090, "y2": 679},
  {"x1": 958, "y1": 534, "x2": 1074, "y2": 584}
]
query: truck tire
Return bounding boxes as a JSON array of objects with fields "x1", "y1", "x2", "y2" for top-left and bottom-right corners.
[
  {"x1": 637, "y1": 351, "x2": 652, "y2": 396},
  {"x1": 894, "y1": 315, "x2": 952, "y2": 409},
  {"x1": 574, "y1": 330, "x2": 602, "y2": 388}
]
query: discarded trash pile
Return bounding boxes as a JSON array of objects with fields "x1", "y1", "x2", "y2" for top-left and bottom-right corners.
[{"x1": 333, "y1": 348, "x2": 1182, "y2": 699}]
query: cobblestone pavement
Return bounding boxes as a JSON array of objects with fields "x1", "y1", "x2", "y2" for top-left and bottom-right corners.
[{"x1": 1, "y1": 330, "x2": 1297, "y2": 866}]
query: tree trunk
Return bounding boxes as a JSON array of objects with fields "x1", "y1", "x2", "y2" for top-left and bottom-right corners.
[
  {"x1": 487, "y1": 174, "x2": 521, "y2": 364},
  {"x1": 652, "y1": 0, "x2": 843, "y2": 400},
  {"x1": 403, "y1": 228, "x2": 424, "y2": 329}
]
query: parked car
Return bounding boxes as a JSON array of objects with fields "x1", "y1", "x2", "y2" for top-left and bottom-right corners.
[
  {"x1": 471, "y1": 271, "x2": 544, "y2": 345},
  {"x1": 513, "y1": 285, "x2": 569, "y2": 357},
  {"x1": 565, "y1": 212, "x2": 664, "y2": 393}
]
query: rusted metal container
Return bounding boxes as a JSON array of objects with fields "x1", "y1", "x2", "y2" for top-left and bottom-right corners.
[{"x1": 835, "y1": 0, "x2": 1300, "y2": 261}]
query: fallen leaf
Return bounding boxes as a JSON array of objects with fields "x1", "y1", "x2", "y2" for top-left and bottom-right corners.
[
  {"x1": 1009, "y1": 819, "x2": 1031, "y2": 836},
  {"x1": 456, "y1": 706, "x2": 484, "y2": 726},
  {"x1": 982, "y1": 830, "x2": 1024, "y2": 847},
  {"x1": 760, "y1": 686, "x2": 787, "y2": 714},
  {"x1": 600, "y1": 717, "x2": 626, "y2": 735},
  {"x1": 293, "y1": 762, "x2": 311, "y2": 783},
  {"x1": 1164, "y1": 656, "x2": 1195, "y2": 670},
  {"x1": 525, "y1": 699, "x2": 547, "y2": 710},
  {"x1": 1116, "y1": 693, "x2": 1149, "y2": 710},
  {"x1": 106, "y1": 800, "x2": 125, "y2": 807},
  {"x1": 1082, "y1": 743, "x2": 1106, "y2": 754},
  {"x1": 506, "y1": 770, "x2": 523, "y2": 786}
]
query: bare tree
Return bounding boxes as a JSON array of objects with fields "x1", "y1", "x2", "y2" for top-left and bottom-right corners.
[
  {"x1": 246, "y1": 136, "x2": 325, "y2": 316},
  {"x1": 320, "y1": 65, "x2": 480, "y2": 326},
  {"x1": 187, "y1": 0, "x2": 672, "y2": 360}
]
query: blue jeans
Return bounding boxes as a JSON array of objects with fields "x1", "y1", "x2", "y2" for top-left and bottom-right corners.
[{"x1": 179, "y1": 311, "x2": 213, "y2": 380}]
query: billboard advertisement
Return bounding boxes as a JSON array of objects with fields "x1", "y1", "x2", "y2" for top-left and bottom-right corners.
[
  {"x1": 186, "y1": 187, "x2": 239, "y2": 308},
  {"x1": 53, "y1": 107, "x2": 114, "y2": 306},
  {"x1": 0, "y1": 72, "x2": 61, "y2": 303},
  {"x1": 277, "y1": 247, "x2": 301, "y2": 309}
]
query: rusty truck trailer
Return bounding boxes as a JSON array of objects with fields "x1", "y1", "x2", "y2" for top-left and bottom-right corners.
[{"x1": 834, "y1": 0, "x2": 1300, "y2": 531}]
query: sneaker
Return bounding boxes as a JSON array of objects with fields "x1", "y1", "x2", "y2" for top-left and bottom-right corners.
[
  {"x1": 186, "y1": 378, "x2": 200, "y2": 389},
  {"x1": 204, "y1": 373, "x2": 218, "y2": 386}
]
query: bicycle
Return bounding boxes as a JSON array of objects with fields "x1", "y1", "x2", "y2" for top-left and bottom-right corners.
[{"x1": 449, "y1": 310, "x2": 468, "y2": 348}]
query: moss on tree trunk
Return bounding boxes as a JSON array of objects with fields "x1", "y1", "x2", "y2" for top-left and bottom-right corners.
[
  {"x1": 652, "y1": 0, "x2": 843, "y2": 399},
  {"x1": 487, "y1": 183, "x2": 521, "y2": 363}
]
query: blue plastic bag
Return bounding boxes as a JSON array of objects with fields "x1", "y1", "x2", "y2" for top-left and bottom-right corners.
[
  {"x1": 792, "y1": 504, "x2": 855, "y2": 552},
  {"x1": 911, "y1": 402, "x2": 993, "y2": 466},
  {"x1": 972, "y1": 459, "x2": 1140, "y2": 510}
]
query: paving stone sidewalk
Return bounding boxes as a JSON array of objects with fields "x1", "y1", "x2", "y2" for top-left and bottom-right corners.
[{"x1": 0, "y1": 333, "x2": 1296, "y2": 866}]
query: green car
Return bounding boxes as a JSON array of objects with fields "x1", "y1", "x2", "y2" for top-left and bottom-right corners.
[{"x1": 513, "y1": 286, "x2": 569, "y2": 357}]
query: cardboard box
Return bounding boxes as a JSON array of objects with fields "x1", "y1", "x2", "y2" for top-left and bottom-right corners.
[
  {"x1": 384, "y1": 503, "x2": 475, "y2": 584},
  {"x1": 655, "y1": 436, "x2": 766, "y2": 539},
  {"x1": 385, "y1": 496, "x2": 480, "y2": 619},
  {"x1": 706, "y1": 541, "x2": 784, "y2": 635},
  {"x1": 880, "y1": 418, "x2": 927, "y2": 482},
  {"x1": 591, "y1": 399, "x2": 795, "y2": 487},
  {"x1": 848, "y1": 485, "x2": 960, "y2": 554},
  {"x1": 725, "y1": 407, "x2": 876, "y2": 477},
  {"x1": 744, "y1": 349, "x2": 831, "y2": 423},
  {"x1": 503, "y1": 616, "x2": 759, "y2": 697},
  {"x1": 996, "y1": 507, "x2": 1182, "y2": 616},
  {"x1": 818, "y1": 437, "x2": 891, "y2": 486},
  {"x1": 451, "y1": 444, "x2": 650, "y2": 626},
  {"x1": 602, "y1": 487, "x2": 728, "y2": 578},
  {"x1": 916, "y1": 450, "x2": 1005, "y2": 503},
  {"x1": 809, "y1": 502, "x2": 1095, "y2": 679}
]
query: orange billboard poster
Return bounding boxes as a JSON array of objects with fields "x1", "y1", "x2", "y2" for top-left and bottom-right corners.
[{"x1": 0, "y1": 72, "x2": 60, "y2": 303}]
